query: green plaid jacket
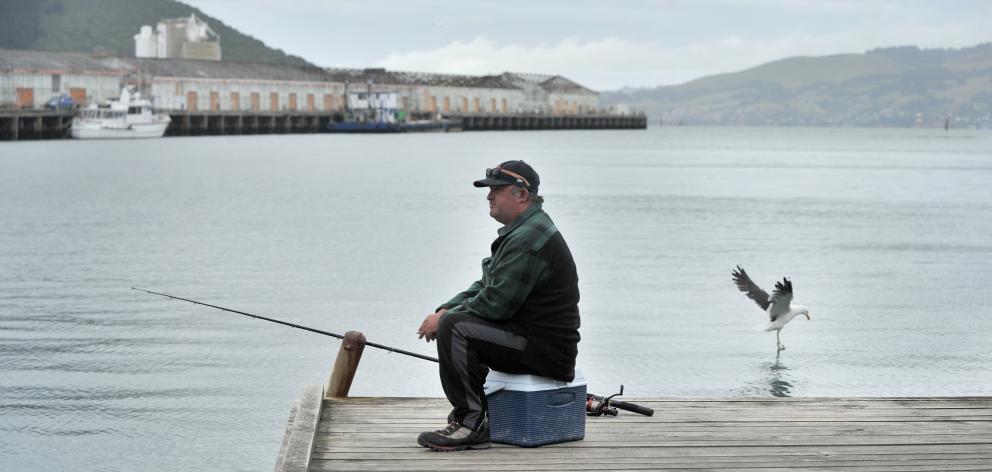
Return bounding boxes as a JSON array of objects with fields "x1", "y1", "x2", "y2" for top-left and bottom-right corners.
[
  {"x1": 441, "y1": 203, "x2": 560, "y2": 319},
  {"x1": 439, "y1": 202, "x2": 581, "y2": 380}
]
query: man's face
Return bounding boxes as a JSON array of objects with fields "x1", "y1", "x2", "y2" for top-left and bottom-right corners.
[{"x1": 487, "y1": 185, "x2": 522, "y2": 224}]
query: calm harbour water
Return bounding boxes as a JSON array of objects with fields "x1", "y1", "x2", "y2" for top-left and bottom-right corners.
[{"x1": 2, "y1": 127, "x2": 991, "y2": 471}]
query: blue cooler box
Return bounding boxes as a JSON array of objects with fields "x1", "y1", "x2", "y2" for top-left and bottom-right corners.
[{"x1": 484, "y1": 369, "x2": 586, "y2": 447}]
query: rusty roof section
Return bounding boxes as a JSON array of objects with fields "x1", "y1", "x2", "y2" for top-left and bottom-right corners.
[
  {"x1": 325, "y1": 68, "x2": 519, "y2": 90},
  {"x1": 502, "y1": 72, "x2": 599, "y2": 95},
  {"x1": 539, "y1": 75, "x2": 598, "y2": 95}
]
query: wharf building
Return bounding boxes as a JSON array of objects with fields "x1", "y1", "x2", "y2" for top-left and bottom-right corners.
[
  {"x1": 3, "y1": 50, "x2": 644, "y2": 139},
  {"x1": 2, "y1": 49, "x2": 599, "y2": 115},
  {"x1": 120, "y1": 61, "x2": 599, "y2": 117},
  {"x1": 0, "y1": 49, "x2": 122, "y2": 109}
]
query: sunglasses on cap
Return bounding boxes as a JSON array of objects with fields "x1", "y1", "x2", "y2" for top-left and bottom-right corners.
[{"x1": 486, "y1": 165, "x2": 532, "y2": 189}]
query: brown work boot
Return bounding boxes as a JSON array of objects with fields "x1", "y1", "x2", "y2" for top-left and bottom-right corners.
[{"x1": 417, "y1": 419, "x2": 490, "y2": 451}]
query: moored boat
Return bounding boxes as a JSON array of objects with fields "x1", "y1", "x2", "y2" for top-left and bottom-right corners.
[
  {"x1": 326, "y1": 118, "x2": 459, "y2": 133},
  {"x1": 71, "y1": 88, "x2": 171, "y2": 139},
  {"x1": 326, "y1": 88, "x2": 460, "y2": 133}
]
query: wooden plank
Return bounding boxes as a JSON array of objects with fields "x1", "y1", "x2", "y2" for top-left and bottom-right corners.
[
  {"x1": 308, "y1": 462, "x2": 992, "y2": 472},
  {"x1": 309, "y1": 453, "x2": 992, "y2": 468},
  {"x1": 323, "y1": 396, "x2": 992, "y2": 404},
  {"x1": 323, "y1": 400, "x2": 992, "y2": 409},
  {"x1": 319, "y1": 414, "x2": 992, "y2": 422},
  {"x1": 321, "y1": 397, "x2": 992, "y2": 408},
  {"x1": 318, "y1": 426, "x2": 987, "y2": 437},
  {"x1": 319, "y1": 404, "x2": 992, "y2": 413},
  {"x1": 314, "y1": 433, "x2": 985, "y2": 441},
  {"x1": 277, "y1": 385, "x2": 323, "y2": 472},
  {"x1": 317, "y1": 416, "x2": 990, "y2": 425},
  {"x1": 314, "y1": 436, "x2": 989, "y2": 448},
  {"x1": 272, "y1": 401, "x2": 298, "y2": 472},
  {"x1": 312, "y1": 451, "x2": 992, "y2": 461},
  {"x1": 310, "y1": 450, "x2": 992, "y2": 470},
  {"x1": 314, "y1": 444, "x2": 992, "y2": 460}
]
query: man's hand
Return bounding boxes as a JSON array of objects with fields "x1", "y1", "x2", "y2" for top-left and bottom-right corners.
[{"x1": 417, "y1": 308, "x2": 447, "y2": 342}]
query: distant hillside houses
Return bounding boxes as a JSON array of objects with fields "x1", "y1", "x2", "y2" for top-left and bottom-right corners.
[{"x1": 0, "y1": 49, "x2": 600, "y2": 114}]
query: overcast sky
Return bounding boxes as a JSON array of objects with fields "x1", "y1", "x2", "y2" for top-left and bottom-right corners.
[{"x1": 182, "y1": 0, "x2": 991, "y2": 91}]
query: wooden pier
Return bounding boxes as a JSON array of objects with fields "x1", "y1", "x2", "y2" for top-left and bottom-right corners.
[
  {"x1": 274, "y1": 332, "x2": 991, "y2": 471},
  {"x1": 275, "y1": 388, "x2": 991, "y2": 471}
]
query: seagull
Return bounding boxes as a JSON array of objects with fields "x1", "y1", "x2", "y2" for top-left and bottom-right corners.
[{"x1": 731, "y1": 265, "x2": 810, "y2": 351}]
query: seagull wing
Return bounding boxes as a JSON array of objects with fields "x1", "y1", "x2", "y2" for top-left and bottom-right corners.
[
  {"x1": 732, "y1": 265, "x2": 771, "y2": 311},
  {"x1": 768, "y1": 278, "x2": 794, "y2": 321}
]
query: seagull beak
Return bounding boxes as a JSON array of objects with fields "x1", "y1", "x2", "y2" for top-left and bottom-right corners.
[{"x1": 804, "y1": 313, "x2": 811, "y2": 320}]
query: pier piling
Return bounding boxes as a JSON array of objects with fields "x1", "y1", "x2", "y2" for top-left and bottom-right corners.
[
  {"x1": 0, "y1": 110, "x2": 74, "y2": 141},
  {"x1": 325, "y1": 331, "x2": 366, "y2": 398},
  {"x1": 2, "y1": 110, "x2": 647, "y2": 141}
]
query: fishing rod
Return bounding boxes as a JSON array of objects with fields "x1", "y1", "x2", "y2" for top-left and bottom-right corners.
[
  {"x1": 132, "y1": 287, "x2": 655, "y2": 416},
  {"x1": 131, "y1": 287, "x2": 439, "y2": 363}
]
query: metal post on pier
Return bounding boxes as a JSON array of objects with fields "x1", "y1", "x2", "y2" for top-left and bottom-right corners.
[{"x1": 325, "y1": 331, "x2": 366, "y2": 398}]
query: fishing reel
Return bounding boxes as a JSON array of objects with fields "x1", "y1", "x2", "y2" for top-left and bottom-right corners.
[{"x1": 586, "y1": 384, "x2": 624, "y2": 416}]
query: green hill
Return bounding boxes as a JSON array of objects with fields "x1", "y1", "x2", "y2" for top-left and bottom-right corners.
[
  {"x1": 602, "y1": 44, "x2": 992, "y2": 128},
  {"x1": 0, "y1": 0, "x2": 312, "y2": 66}
]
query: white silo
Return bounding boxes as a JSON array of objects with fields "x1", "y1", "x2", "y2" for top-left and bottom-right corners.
[
  {"x1": 186, "y1": 14, "x2": 207, "y2": 42},
  {"x1": 134, "y1": 25, "x2": 157, "y2": 58}
]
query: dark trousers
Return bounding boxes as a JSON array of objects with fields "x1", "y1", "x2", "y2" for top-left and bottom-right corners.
[{"x1": 436, "y1": 311, "x2": 532, "y2": 430}]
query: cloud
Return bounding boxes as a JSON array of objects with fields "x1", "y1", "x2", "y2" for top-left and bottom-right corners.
[
  {"x1": 375, "y1": 27, "x2": 991, "y2": 91},
  {"x1": 375, "y1": 37, "x2": 653, "y2": 90}
]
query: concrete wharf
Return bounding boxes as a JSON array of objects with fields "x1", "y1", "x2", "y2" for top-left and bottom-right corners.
[
  {"x1": 164, "y1": 111, "x2": 333, "y2": 137},
  {"x1": 451, "y1": 112, "x2": 646, "y2": 131},
  {"x1": 0, "y1": 109, "x2": 646, "y2": 140},
  {"x1": 166, "y1": 111, "x2": 646, "y2": 135},
  {"x1": 274, "y1": 334, "x2": 991, "y2": 471},
  {"x1": 0, "y1": 109, "x2": 74, "y2": 140}
]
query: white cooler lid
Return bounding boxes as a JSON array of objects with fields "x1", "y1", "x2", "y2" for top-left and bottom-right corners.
[{"x1": 484, "y1": 368, "x2": 586, "y2": 394}]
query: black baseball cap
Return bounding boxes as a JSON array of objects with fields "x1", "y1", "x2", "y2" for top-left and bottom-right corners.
[{"x1": 473, "y1": 160, "x2": 540, "y2": 192}]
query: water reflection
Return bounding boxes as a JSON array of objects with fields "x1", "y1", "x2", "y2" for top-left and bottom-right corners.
[
  {"x1": 739, "y1": 353, "x2": 796, "y2": 397},
  {"x1": 765, "y1": 354, "x2": 794, "y2": 397}
]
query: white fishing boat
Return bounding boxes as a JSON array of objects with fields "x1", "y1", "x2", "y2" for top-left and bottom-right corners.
[{"x1": 71, "y1": 88, "x2": 171, "y2": 139}]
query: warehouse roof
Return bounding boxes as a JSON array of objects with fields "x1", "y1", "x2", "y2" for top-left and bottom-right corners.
[
  {"x1": 129, "y1": 57, "x2": 332, "y2": 82},
  {"x1": 0, "y1": 49, "x2": 119, "y2": 74},
  {"x1": 326, "y1": 68, "x2": 519, "y2": 90},
  {"x1": 503, "y1": 72, "x2": 598, "y2": 95},
  {"x1": 1, "y1": 49, "x2": 597, "y2": 95},
  {"x1": 539, "y1": 76, "x2": 598, "y2": 95}
]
